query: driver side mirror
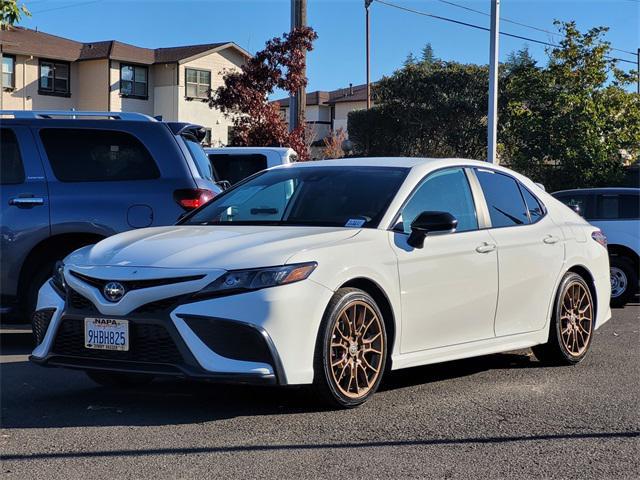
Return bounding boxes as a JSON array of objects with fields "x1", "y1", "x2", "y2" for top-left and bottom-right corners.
[{"x1": 408, "y1": 211, "x2": 458, "y2": 249}]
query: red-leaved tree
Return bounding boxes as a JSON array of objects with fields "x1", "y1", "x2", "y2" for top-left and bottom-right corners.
[{"x1": 209, "y1": 27, "x2": 318, "y2": 160}]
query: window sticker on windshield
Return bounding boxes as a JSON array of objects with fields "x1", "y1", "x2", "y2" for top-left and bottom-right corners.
[{"x1": 345, "y1": 218, "x2": 366, "y2": 228}]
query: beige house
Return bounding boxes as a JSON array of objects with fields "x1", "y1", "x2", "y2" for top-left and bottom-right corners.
[
  {"x1": 0, "y1": 27, "x2": 250, "y2": 145},
  {"x1": 273, "y1": 83, "x2": 372, "y2": 144}
]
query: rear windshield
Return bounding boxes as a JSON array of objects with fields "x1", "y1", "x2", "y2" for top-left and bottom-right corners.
[
  {"x1": 184, "y1": 166, "x2": 408, "y2": 228},
  {"x1": 209, "y1": 153, "x2": 268, "y2": 185},
  {"x1": 184, "y1": 137, "x2": 215, "y2": 182}
]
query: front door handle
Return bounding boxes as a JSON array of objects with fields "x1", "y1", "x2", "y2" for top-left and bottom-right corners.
[
  {"x1": 9, "y1": 197, "x2": 45, "y2": 207},
  {"x1": 476, "y1": 242, "x2": 496, "y2": 254},
  {"x1": 543, "y1": 235, "x2": 560, "y2": 245}
]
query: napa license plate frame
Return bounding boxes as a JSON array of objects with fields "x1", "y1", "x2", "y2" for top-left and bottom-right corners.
[{"x1": 84, "y1": 318, "x2": 129, "y2": 351}]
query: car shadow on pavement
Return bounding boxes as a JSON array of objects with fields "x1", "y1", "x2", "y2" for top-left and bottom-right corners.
[{"x1": 0, "y1": 329, "x2": 547, "y2": 430}]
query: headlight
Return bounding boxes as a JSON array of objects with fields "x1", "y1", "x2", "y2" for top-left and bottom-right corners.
[
  {"x1": 197, "y1": 262, "x2": 317, "y2": 297},
  {"x1": 51, "y1": 260, "x2": 66, "y2": 294}
]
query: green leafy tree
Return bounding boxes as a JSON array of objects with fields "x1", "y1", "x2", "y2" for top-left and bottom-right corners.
[
  {"x1": 349, "y1": 22, "x2": 639, "y2": 190},
  {"x1": 502, "y1": 22, "x2": 640, "y2": 190},
  {"x1": 0, "y1": 0, "x2": 30, "y2": 30}
]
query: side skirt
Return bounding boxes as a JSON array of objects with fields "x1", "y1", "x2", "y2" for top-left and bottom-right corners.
[{"x1": 390, "y1": 329, "x2": 549, "y2": 371}]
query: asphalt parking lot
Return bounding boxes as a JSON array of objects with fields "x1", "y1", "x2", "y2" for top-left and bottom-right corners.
[{"x1": 1, "y1": 300, "x2": 638, "y2": 479}]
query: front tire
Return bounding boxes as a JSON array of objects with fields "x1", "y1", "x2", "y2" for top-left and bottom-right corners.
[
  {"x1": 533, "y1": 272, "x2": 594, "y2": 365},
  {"x1": 609, "y1": 256, "x2": 637, "y2": 308},
  {"x1": 313, "y1": 288, "x2": 387, "y2": 408}
]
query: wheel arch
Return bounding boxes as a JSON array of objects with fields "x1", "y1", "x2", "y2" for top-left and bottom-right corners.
[
  {"x1": 565, "y1": 264, "x2": 598, "y2": 324},
  {"x1": 607, "y1": 243, "x2": 639, "y2": 273},
  {"x1": 18, "y1": 232, "x2": 105, "y2": 307},
  {"x1": 339, "y1": 277, "x2": 397, "y2": 365}
]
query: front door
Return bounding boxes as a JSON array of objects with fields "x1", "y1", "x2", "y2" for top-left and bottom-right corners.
[
  {"x1": 0, "y1": 126, "x2": 49, "y2": 305},
  {"x1": 389, "y1": 168, "x2": 499, "y2": 353}
]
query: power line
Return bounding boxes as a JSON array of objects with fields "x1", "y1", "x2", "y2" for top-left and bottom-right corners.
[
  {"x1": 434, "y1": 0, "x2": 637, "y2": 57},
  {"x1": 374, "y1": 0, "x2": 637, "y2": 66},
  {"x1": 31, "y1": 0, "x2": 103, "y2": 15}
]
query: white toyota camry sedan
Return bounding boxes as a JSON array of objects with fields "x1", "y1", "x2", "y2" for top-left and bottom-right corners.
[{"x1": 31, "y1": 158, "x2": 611, "y2": 407}]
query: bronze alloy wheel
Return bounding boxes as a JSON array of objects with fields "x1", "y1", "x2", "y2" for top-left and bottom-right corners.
[
  {"x1": 559, "y1": 281, "x2": 593, "y2": 357},
  {"x1": 328, "y1": 300, "x2": 385, "y2": 399}
]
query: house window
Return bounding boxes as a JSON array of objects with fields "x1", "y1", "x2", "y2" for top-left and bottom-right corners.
[
  {"x1": 2, "y1": 55, "x2": 15, "y2": 89},
  {"x1": 120, "y1": 63, "x2": 148, "y2": 99},
  {"x1": 185, "y1": 68, "x2": 211, "y2": 99},
  {"x1": 39, "y1": 60, "x2": 70, "y2": 96},
  {"x1": 202, "y1": 128, "x2": 212, "y2": 146}
]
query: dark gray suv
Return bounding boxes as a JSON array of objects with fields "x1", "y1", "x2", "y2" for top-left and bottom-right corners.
[{"x1": 1, "y1": 111, "x2": 221, "y2": 321}]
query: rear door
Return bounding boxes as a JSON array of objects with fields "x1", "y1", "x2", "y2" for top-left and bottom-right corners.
[
  {"x1": 475, "y1": 168, "x2": 564, "y2": 336},
  {"x1": 0, "y1": 126, "x2": 49, "y2": 300}
]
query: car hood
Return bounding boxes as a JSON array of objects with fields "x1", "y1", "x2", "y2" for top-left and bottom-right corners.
[{"x1": 67, "y1": 225, "x2": 360, "y2": 270}]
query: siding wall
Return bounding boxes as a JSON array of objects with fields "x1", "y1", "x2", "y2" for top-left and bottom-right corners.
[
  {"x1": 108, "y1": 59, "x2": 154, "y2": 116},
  {"x1": 1, "y1": 54, "x2": 78, "y2": 111},
  {"x1": 177, "y1": 49, "x2": 245, "y2": 146}
]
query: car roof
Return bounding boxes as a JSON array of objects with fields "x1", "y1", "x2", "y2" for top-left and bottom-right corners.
[
  {"x1": 205, "y1": 147, "x2": 295, "y2": 154},
  {"x1": 553, "y1": 187, "x2": 640, "y2": 195},
  {"x1": 275, "y1": 157, "x2": 498, "y2": 171}
]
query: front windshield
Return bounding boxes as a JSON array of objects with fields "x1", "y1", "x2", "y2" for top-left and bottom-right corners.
[{"x1": 184, "y1": 166, "x2": 408, "y2": 228}]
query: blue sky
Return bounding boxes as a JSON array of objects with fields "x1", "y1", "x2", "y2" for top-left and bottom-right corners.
[{"x1": 20, "y1": 0, "x2": 639, "y2": 96}]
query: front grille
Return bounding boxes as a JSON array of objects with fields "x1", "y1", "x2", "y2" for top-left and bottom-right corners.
[
  {"x1": 69, "y1": 270, "x2": 205, "y2": 291},
  {"x1": 32, "y1": 308, "x2": 55, "y2": 345},
  {"x1": 67, "y1": 289, "x2": 96, "y2": 312},
  {"x1": 132, "y1": 296, "x2": 186, "y2": 315},
  {"x1": 51, "y1": 318, "x2": 183, "y2": 364}
]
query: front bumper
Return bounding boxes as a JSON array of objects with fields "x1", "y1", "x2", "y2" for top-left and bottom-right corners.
[{"x1": 30, "y1": 276, "x2": 334, "y2": 385}]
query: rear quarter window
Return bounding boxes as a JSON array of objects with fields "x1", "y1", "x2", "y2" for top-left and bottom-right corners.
[{"x1": 40, "y1": 128, "x2": 160, "y2": 182}]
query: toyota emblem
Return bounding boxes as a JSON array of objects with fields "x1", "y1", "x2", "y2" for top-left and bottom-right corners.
[{"x1": 103, "y1": 281, "x2": 126, "y2": 302}]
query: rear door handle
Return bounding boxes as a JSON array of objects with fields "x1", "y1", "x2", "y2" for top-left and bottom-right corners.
[
  {"x1": 476, "y1": 242, "x2": 496, "y2": 254},
  {"x1": 9, "y1": 197, "x2": 45, "y2": 207},
  {"x1": 543, "y1": 235, "x2": 560, "y2": 244}
]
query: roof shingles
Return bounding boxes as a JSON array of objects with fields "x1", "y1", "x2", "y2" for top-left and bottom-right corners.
[{"x1": 0, "y1": 27, "x2": 246, "y2": 64}]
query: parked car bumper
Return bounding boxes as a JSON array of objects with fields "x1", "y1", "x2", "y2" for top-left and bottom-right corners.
[{"x1": 30, "y1": 277, "x2": 334, "y2": 385}]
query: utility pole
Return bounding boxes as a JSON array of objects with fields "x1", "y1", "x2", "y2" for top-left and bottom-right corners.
[
  {"x1": 289, "y1": 0, "x2": 307, "y2": 132},
  {"x1": 637, "y1": 47, "x2": 639, "y2": 95},
  {"x1": 487, "y1": 0, "x2": 500, "y2": 163},
  {"x1": 365, "y1": 0, "x2": 373, "y2": 109}
]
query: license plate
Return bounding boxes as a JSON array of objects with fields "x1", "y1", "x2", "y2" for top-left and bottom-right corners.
[{"x1": 84, "y1": 318, "x2": 129, "y2": 351}]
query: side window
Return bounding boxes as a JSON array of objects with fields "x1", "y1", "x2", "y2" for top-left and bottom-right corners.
[
  {"x1": 619, "y1": 194, "x2": 640, "y2": 220},
  {"x1": 40, "y1": 129, "x2": 160, "y2": 182},
  {"x1": 476, "y1": 169, "x2": 529, "y2": 227},
  {"x1": 399, "y1": 168, "x2": 478, "y2": 234},
  {"x1": 555, "y1": 194, "x2": 590, "y2": 219},
  {"x1": 597, "y1": 194, "x2": 640, "y2": 220},
  {"x1": 519, "y1": 185, "x2": 545, "y2": 223},
  {"x1": 1, "y1": 128, "x2": 25, "y2": 185},
  {"x1": 210, "y1": 154, "x2": 269, "y2": 185}
]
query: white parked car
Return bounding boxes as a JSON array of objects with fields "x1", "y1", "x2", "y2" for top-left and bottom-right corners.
[
  {"x1": 31, "y1": 158, "x2": 611, "y2": 408},
  {"x1": 204, "y1": 147, "x2": 297, "y2": 186},
  {"x1": 553, "y1": 188, "x2": 639, "y2": 307}
]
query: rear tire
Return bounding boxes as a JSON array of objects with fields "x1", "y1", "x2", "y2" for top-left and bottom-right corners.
[
  {"x1": 609, "y1": 256, "x2": 637, "y2": 308},
  {"x1": 533, "y1": 272, "x2": 594, "y2": 365},
  {"x1": 312, "y1": 288, "x2": 387, "y2": 408},
  {"x1": 86, "y1": 371, "x2": 154, "y2": 388}
]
